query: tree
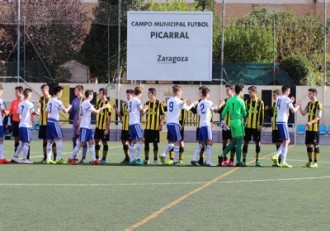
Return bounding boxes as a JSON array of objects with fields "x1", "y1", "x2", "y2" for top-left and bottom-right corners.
[{"x1": 0, "y1": 0, "x2": 87, "y2": 81}]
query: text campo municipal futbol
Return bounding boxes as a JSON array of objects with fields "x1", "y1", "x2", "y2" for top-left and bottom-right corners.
[
  {"x1": 157, "y1": 55, "x2": 189, "y2": 64},
  {"x1": 131, "y1": 21, "x2": 209, "y2": 39}
]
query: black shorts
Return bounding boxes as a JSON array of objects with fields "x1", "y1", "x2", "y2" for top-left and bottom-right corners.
[
  {"x1": 222, "y1": 130, "x2": 232, "y2": 140},
  {"x1": 12, "y1": 121, "x2": 19, "y2": 137},
  {"x1": 38, "y1": 125, "x2": 47, "y2": 139},
  {"x1": 94, "y1": 128, "x2": 109, "y2": 141},
  {"x1": 167, "y1": 127, "x2": 184, "y2": 141},
  {"x1": 305, "y1": 131, "x2": 319, "y2": 145},
  {"x1": 244, "y1": 128, "x2": 261, "y2": 142},
  {"x1": 272, "y1": 130, "x2": 282, "y2": 143},
  {"x1": 121, "y1": 130, "x2": 130, "y2": 141},
  {"x1": 144, "y1": 130, "x2": 160, "y2": 143}
]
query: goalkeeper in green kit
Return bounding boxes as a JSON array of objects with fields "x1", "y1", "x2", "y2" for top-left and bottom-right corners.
[{"x1": 219, "y1": 85, "x2": 247, "y2": 167}]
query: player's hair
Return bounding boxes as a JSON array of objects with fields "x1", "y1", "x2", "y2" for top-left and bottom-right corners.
[
  {"x1": 23, "y1": 88, "x2": 32, "y2": 98},
  {"x1": 53, "y1": 86, "x2": 63, "y2": 96},
  {"x1": 148, "y1": 88, "x2": 156, "y2": 95},
  {"x1": 0, "y1": 83, "x2": 3, "y2": 90},
  {"x1": 248, "y1": 85, "x2": 257, "y2": 93},
  {"x1": 85, "y1": 90, "x2": 94, "y2": 98},
  {"x1": 225, "y1": 84, "x2": 234, "y2": 90},
  {"x1": 172, "y1": 85, "x2": 182, "y2": 94},
  {"x1": 308, "y1": 88, "x2": 317, "y2": 95},
  {"x1": 75, "y1": 85, "x2": 84, "y2": 92},
  {"x1": 134, "y1": 87, "x2": 143, "y2": 95},
  {"x1": 15, "y1": 86, "x2": 24, "y2": 93},
  {"x1": 234, "y1": 85, "x2": 244, "y2": 94},
  {"x1": 99, "y1": 88, "x2": 107, "y2": 95},
  {"x1": 126, "y1": 89, "x2": 134, "y2": 94},
  {"x1": 199, "y1": 86, "x2": 205, "y2": 90},
  {"x1": 40, "y1": 84, "x2": 49, "y2": 90},
  {"x1": 281, "y1": 85, "x2": 290, "y2": 93},
  {"x1": 201, "y1": 87, "x2": 210, "y2": 97},
  {"x1": 272, "y1": 89, "x2": 281, "y2": 95}
]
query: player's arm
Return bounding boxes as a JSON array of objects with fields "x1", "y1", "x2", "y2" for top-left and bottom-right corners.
[
  {"x1": 257, "y1": 101, "x2": 264, "y2": 131},
  {"x1": 141, "y1": 103, "x2": 148, "y2": 116},
  {"x1": 61, "y1": 102, "x2": 72, "y2": 113},
  {"x1": 307, "y1": 104, "x2": 322, "y2": 126},
  {"x1": 93, "y1": 103, "x2": 109, "y2": 114},
  {"x1": 112, "y1": 104, "x2": 121, "y2": 117},
  {"x1": 159, "y1": 103, "x2": 165, "y2": 131},
  {"x1": 298, "y1": 104, "x2": 308, "y2": 116},
  {"x1": 220, "y1": 103, "x2": 228, "y2": 120},
  {"x1": 105, "y1": 106, "x2": 111, "y2": 135},
  {"x1": 183, "y1": 100, "x2": 198, "y2": 111},
  {"x1": 287, "y1": 96, "x2": 300, "y2": 113},
  {"x1": 241, "y1": 100, "x2": 248, "y2": 118}
]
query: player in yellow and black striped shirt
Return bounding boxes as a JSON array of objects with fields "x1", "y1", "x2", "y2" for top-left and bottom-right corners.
[
  {"x1": 37, "y1": 84, "x2": 56, "y2": 163},
  {"x1": 217, "y1": 84, "x2": 236, "y2": 166},
  {"x1": 94, "y1": 88, "x2": 111, "y2": 163},
  {"x1": 143, "y1": 88, "x2": 165, "y2": 164},
  {"x1": 298, "y1": 88, "x2": 323, "y2": 168},
  {"x1": 243, "y1": 86, "x2": 264, "y2": 167},
  {"x1": 113, "y1": 89, "x2": 133, "y2": 163}
]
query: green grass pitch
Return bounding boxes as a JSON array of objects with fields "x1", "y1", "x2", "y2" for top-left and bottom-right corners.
[{"x1": 1, "y1": 140, "x2": 330, "y2": 231}]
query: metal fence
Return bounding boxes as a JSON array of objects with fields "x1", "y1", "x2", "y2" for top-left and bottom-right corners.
[{"x1": 0, "y1": 0, "x2": 329, "y2": 85}]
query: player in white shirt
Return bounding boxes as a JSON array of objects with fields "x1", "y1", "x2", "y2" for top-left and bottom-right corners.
[
  {"x1": 0, "y1": 84, "x2": 11, "y2": 164},
  {"x1": 45, "y1": 86, "x2": 71, "y2": 164},
  {"x1": 191, "y1": 87, "x2": 218, "y2": 167},
  {"x1": 127, "y1": 87, "x2": 148, "y2": 166},
  {"x1": 160, "y1": 85, "x2": 197, "y2": 165},
  {"x1": 68, "y1": 90, "x2": 109, "y2": 165},
  {"x1": 271, "y1": 85, "x2": 300, "y2": 168},
  {"x1": 11, "y1": 89, "x2": 39, "y2": 164}
]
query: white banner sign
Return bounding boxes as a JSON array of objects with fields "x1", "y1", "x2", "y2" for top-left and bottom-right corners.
[{"x1": 127, "y1": 11, "x2": 213, "y2": 81}]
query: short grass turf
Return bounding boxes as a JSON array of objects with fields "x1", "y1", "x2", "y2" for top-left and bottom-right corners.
[{"x1": 0, "y1": 141, "x2": 330, "y2": 231}]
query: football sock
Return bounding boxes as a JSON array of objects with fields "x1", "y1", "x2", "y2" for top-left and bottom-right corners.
[
  {"x1": 102, "y1": 145, "x2": 108, "y2": 160},
  {"x1": 52, "y1": 142, "x2": 57, "y2": 161},
  {"x1": 169, "y1": 150, "x2": 174, "y2": 160},
  {"x1": 173, "y1": 146, "x2": 180, "y2": 163},
  {"x1": 70, "y1": 145, "x2": 81, "y2": 159},
  {"x1": 235, "y1": 138, "x2": 243, "y2": 163},
  {"x1": 281, "y1": 146, "x2": 288, "y2": 164},
  {"x1": 179, "y1": 147, "x2": 184, "y2": 160},
  {"x1": 199, "y1": 146, "x2": 205, "y2": 159},
  {"x1": 95, "y1": 144, "x2": 101, "y2": 160},
  {"x1": 153, "y1": 151, "x2": 158, "y2": 161},
  {"x1": 307, "y1": 146, "x2": 313, "y2": 162},
  {"x1": 153, "y1": 142, "x2": 158, "y2": 161},
  {"x1": 135, "y1": 141, "x2": 143, "y2": 160},
  {"x1": 14, "y1": 142, "x2": 23, "y2": 158},
  {"x1": 22, "y1": 143, "x2": 30, "y2": 160},
  {"x1": 230, "y1": 147, "x2": 235, "y2": 162},
  {"x1": 144, "y1": 150, "x2": 149, "y2": 161},
  {"x1": 164, "y1": 143, "x2": 175, "y2": 156},
  {"x1": 192, "y1": 144, "x2": 203, "y2": 161},
  {"x1": 46, "y1": 141, "x2": 54, "y2": 160},
  {"x1": 123, "y1": 144, "x2": 129, "y2": 158},
  {"x1": 89, "y1": 144, "x2": 96, "y2": 161},
  {"x1": 0, "y1": 143, "x2": 4, "y2": 159},
  {"x1": 205, "y1": 145, "x2": 212, "y2": 164},
  {"x1": 221, "y1": 141, "x2": 235, "y2": 158},
  {"x1": 256, "y1": 153, "x2": 260, "y2": 162},
  {"x1": 129, "y1": 144, "x2": 135, "y2": 162},
  {"x1": 314, "y1": 146, "x2": 320, "y2": 163},
  {"x1": 14, "y1": 141, "x2": 19, "y2": 152},
  {"x1": 72, "y1": 138, "x2": 76, "y2": 149},
  {"x1": 43, "y1": 141, "x2": 47, "y2": 159},
  {"x1": 57, "y1": 140, "x2": 63, "y2": 160},
  {"x1": 82, "y1": 144, "x2": 87, "y2": 160},
  {"x1": 275, "y1": 144, "x2": 283, "y2": 156}
]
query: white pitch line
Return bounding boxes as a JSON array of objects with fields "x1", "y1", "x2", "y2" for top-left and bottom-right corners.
[{"x1": 0, "y1": 175, "x2": 329, "y2": 187}]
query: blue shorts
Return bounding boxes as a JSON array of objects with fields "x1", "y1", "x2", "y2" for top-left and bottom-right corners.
[
  {"x1": 129, "y1": 124, "x2": 143, "y2": 141},
  {"x1": 46, "y1": 119, "x2": 63, "y2": 140},
  {"x1": 0, "y1": 126, "x2": 3, "y2": 138},
  {"x1": 79, "y1": 128, "x2": 94, "y2": 143},
  {"x1": 277, "y1": 122, "x2": 290, "y2": 140},
  {"x1": 167, "y1": 123, "x2": 182, "y2": 142},
  {"x1": 19, "y1": 127, "x2": 32, "y2": 142},
  {"x1": 199, "y1": 126, "x2": 212, "y2": 141}
]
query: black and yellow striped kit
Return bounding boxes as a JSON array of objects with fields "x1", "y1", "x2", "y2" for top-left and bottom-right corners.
[
  {"x1": 38, "y1": 95, "x2": 51, "y2": 126},
  {"x1": 144, "y1": 99, "x2": 165, "y2": 130},
  {"x1": 245, "y1": 98, "x2": 264, "y2": 129},
  {"x1": 120, "y1": 103, "x2": 129, "y2": 131},
  {"x1": 306, "y1": 101, "x2": 323, "y2": 132},
  {"x1": 95, "y1": 99, "x2": 112, "y2": 130}
]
